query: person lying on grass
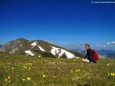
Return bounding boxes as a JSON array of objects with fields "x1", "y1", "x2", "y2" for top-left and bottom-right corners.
[{"x1": 82, "y1": 44, "x2": 98, "y2": 63}]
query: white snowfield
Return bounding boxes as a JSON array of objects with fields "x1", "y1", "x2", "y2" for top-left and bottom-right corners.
[
  {"x1": 31, "y1": 41, "x2": 37, "y2": 47},
  {"x1": 25, "y1": 50, "x2": 34, "y2": 56},
  {"x1": 51, "y1": 46, "x2": 60, "y2": 56},
  {"x1": 31, "y1": 41, "x2": 45, "y2": 52},
  {"x1": 38, "y1": 45, "x2": 45, "y2": 52},
  {"x1": 59, "y1": 49, "x2": 75, "y2": 58},
  {"x1": 50, "y1": 46, "x2": 76, "y2": 58}
]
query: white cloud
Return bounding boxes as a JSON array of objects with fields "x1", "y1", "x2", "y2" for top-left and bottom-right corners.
[
  {"x1": 106, "y1": 42, "x2": 110, "y2": 45},
  {"x1": 111, "y1": 41, "x2": 115, "y2": 44}
]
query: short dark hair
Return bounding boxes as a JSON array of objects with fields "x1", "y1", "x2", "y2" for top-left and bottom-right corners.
[{"x1": 85, "y1": 44, "x2": 90, "y2": 48}]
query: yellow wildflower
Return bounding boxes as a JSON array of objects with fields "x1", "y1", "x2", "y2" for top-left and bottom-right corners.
[
  {"x1": 11, "y1": 67, "x2": 14, "y2": 70},
  {"x1": 23, "y1": 65, "x2": 27, "y2": 69},
  {"x1": 110, "y1": 72, "x2": 115, "y2": 77},
  {"x1": 27, "y1": 77, "x2": 31, "y2": 81},
  {"x1": 75, "y1": 69, "x2": 80, "y2": 72},
  {"x1": 43, "y1": 75, "x2": 46, "y2": 78},
  {"x1": 107, "y1": 64, "x2": 110, "y2": 66},
  {"x1": 8, "y1": 76, "x2": 11, "y2": 79},
  {"x1": 28, "y1": 66, "x2": 31, "y2": 71},
  {"x1": 4, "y1": 79, "x2": 8, "y2": 82}
]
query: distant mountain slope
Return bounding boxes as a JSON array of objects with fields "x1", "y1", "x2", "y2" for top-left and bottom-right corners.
[
  {"x1": 0, "y1": 38, "x2": 81, "y2": 58},
  {"x1": 0, "y1": 45, "x2": 3, "y2": 48},
  {"x1": 97, "y1": 49, "x2": 115, "y2": 58},
  {"x1": 74, "y1": 48, "x2": 115, "y2": 58}
]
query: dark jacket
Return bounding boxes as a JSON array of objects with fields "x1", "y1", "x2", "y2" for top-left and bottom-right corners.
[{"x1": 84, "y1": 49, "x2": 93, "y2": 62}]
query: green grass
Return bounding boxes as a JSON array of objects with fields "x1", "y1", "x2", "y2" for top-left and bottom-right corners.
[{"x1": 0, "y1": 54, "x2": 115, "y2": 86}]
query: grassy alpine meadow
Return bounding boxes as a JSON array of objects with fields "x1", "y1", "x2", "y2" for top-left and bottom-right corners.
[{"x1": 0, "y1": 54, "x2": 115, "y2": 86}]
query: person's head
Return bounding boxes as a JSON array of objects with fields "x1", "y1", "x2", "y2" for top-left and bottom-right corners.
[{"x1": 85, "y1": 44, "x2": 90, "y2": 50}]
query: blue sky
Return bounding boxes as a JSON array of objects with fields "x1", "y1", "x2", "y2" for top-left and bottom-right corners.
[{"x1": 0, "y1": 0, "x2": 115, "y2": 50}]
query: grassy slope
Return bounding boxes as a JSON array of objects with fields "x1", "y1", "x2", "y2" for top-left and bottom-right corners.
[{"x1": 0, "y1": 54, "x2": 115, "y2": 86}]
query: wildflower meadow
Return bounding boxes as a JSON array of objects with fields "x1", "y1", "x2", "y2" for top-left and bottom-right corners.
[{"x1": 0, "y1": 54, "x2": 115, "y2": 86}]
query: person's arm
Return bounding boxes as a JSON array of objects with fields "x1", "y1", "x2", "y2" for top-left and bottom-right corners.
[{"x1": 88, "y1": 50, "x2": 93, "y2": 62}]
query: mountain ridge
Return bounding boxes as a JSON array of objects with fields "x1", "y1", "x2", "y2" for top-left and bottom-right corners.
[{"x1": 0, "y1": 38, "x2": 82, "y2": 58}]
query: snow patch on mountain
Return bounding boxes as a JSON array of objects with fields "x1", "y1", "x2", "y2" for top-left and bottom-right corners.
[
  {"x1": 50, "y1": 46, "x2": 75, "y2": 58},
  {"x1": 31, "y1": 41, "x2": 37, "y2": 47},
  {"x1": 38, "y1": 45, "x2": 45, "y2": 52},
  {"x1": 59, "y1": 49, "x2": 75, "y2": 58},
  {"x1": 51, "y1": 46, "x2": 60, "y2": 56},
  {"x1": 25, "y1": 50, "x2": 34, "y2": 56}
]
